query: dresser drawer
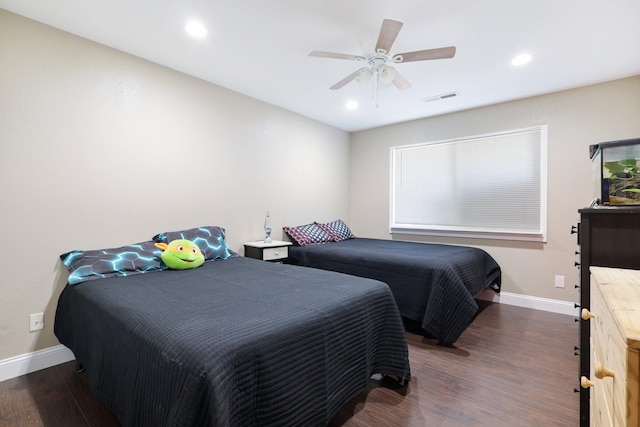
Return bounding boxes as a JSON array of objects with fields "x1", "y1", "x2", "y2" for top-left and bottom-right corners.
[
  {"x1": 591, "y1": 281, "x2": 628, "y2": 427},
  {"x1": 627, "y1": 349, "x2": 640, "y2": 426},
  {"x1": 589, "y1": 267, "x2": 640, "y2": 427},
  {"x1": 590, "y1": 362, "x2": 614, "y2": 427},
  {"x1": 590, "y1": 284, "x2": 608, "y2": 368},
  {"x1": 590, "y1": 338, "x2": 614, "y2": 427},
  {"x1": 592, "y1": 285, "x2": 624, "y2": 392}
]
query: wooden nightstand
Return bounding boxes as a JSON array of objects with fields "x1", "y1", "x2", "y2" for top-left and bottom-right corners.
[{"x1": 243, "y1": 240, "x2": 292, "y2": 262}]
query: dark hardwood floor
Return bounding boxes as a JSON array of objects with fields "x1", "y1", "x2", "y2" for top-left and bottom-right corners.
[{"x1": 0, "y1": 301, "x2": 579, "y2": 426}]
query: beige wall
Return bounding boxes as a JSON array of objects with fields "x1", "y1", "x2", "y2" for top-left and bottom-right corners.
[
  {"x1": 3, "y1": 7, "x2": 640, "y2": 364},
  {"x1": 350, "y1": 75, "x2": 640, "y2": 302},
  {"x1": 0, "y1": 10, "x2": 350, "y2": 360}
]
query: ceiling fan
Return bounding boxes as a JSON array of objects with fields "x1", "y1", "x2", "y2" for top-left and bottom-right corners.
[{"x1": 309, "y1": 18, "x2": 456, "y2": 94}]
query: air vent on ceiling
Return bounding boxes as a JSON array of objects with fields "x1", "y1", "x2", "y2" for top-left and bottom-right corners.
[{"x1": 421, "y1": 91, "x2": 459, "y2": 103}]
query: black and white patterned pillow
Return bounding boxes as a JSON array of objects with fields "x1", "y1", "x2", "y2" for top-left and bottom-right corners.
[
  {"x1": 283, "y1": 223, "x2": 334, "y2": 246},
  {"x1": 316, "y1": 220, "x2": 355, "y2": 242}
]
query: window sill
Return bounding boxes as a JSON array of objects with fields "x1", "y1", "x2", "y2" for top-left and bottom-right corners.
[{"x1": 389, "y1": 225, "x2": 546, "y2": 243}]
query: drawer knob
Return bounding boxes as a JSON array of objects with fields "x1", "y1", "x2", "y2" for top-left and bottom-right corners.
[
  {"x1": 581, "y1": 308, "x2": 596, "y2": 320},
  {"x1": 581, "y1": 376, "x2": 594, "y2": 388},
  {"x1": 595, "y1": 362, "x2": 615, "y2": 379}
]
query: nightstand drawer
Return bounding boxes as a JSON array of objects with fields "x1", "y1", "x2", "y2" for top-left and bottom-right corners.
[
  {"x1": 263, "y1": 246, "x2": 288, "y2": 261},
  {"x1": 243, "y1": 240, "x2": 292, "y2": 262}
]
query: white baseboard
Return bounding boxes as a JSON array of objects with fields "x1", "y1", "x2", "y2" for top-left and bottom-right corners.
[
  {"x1": 0, "y1": 344, "x2": 74, "y2": 383},
  {"x1": 0, "y1": 293, "x2": 577, "y2": 383},
  {"x1": 477, "y1": 290, "x2": 579, "y2": 317}
]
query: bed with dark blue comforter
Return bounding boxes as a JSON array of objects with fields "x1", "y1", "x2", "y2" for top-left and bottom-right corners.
[
  {"x1": 288, "y1": 238, "x2": 501, "y2": 344},
  {"x1": 54, "y1": 256, "x2": 410, "y2": 427}
]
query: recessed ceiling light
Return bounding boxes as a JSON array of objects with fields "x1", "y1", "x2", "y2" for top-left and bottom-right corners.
[
  {"x1": 185, "y1": 21, "x2": 207, "y2": 38},
  {"x1": 345, "y1": 100, "x2": 359, "y2": 110},
  {"x1": 511, "y1": 53, "x2": 532, "y2": 66}
]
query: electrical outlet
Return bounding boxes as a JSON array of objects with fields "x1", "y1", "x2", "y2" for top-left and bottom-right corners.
[
  {"x1": 29, "y1": 313, "x2": 44, "y2": 332},
  {"x1": 554, "y1": 275, "x2": 565, "y2": 288}
]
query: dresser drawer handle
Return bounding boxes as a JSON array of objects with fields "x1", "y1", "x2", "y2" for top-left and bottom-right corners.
[
  {"x1": 595, "y1": 362, "x2": 615, "y2": 379},
  {"x1": 580, "y1": 376, "x2": 594, "y2": 388},
  {"x1": 581, "y1": 308, "x2": 596, "y2": 320}
]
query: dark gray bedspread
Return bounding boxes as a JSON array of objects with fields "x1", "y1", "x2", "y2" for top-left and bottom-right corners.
[
  {"x1": 54, "y1": 256, "x2": 410, "y2": 427},
  {"x1": 288, "y1": 238, "x2": 501, "y2": 344}
]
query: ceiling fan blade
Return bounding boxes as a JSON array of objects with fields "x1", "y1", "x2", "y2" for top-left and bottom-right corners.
[
  {"x1": 375, "y1": 19, "x2": 403, "y2": 54},
  {"x1": 393, "y1": 46, "x2": 456, "y2": 63},
  {"x1": 309, "y1": 50, "x2": 366, "y2": 61},
  {"x1": 392, "y1": 71, "x2": 412, "y2": 90},
  {"x1": 329, "y1": 68, "x2": 366, "y2": 90}
]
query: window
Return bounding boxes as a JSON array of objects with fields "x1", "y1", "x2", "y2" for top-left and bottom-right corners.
[{"x1": 390, "y1": 126, "x2": 547, "y2": 242}]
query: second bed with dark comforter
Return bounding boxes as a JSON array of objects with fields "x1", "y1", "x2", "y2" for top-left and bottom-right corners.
[{"x1": 288, "y1": 238, "x2": 502, "y2": 344}]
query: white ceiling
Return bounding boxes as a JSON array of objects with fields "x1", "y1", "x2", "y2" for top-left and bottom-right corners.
[{"x1": 2, "y1": 0, "x2": 640, "y2": 132}]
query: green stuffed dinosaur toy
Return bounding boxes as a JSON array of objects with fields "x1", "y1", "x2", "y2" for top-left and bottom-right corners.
[{"x1": 155, "y1": 239, "x2": 205, "y2": 270}]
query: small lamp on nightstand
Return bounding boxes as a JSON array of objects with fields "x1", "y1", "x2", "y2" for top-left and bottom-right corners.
[{"x1": 264, "y1": 211, "x2": 272, "y2": 243}]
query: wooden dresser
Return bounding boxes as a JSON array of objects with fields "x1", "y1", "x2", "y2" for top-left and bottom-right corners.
[
  {"x1": 582, "y1": 267, "x2": 640, "y2": 426},
  {"x1": 576, "y1": 207, "x2": 640, "y2": 425}
]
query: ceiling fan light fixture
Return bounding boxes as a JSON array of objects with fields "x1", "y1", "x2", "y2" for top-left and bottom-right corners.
[
  {"x1": 378, "y1": 64, "x2": 397, "y2": 85},
  {"x1": 356, "y1": 69, "x2": 373, "y2": 85}
]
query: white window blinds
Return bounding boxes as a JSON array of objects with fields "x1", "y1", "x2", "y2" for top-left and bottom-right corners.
[{"x1": 390, "y1": 126, "x2": 547, "y2": 242}]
